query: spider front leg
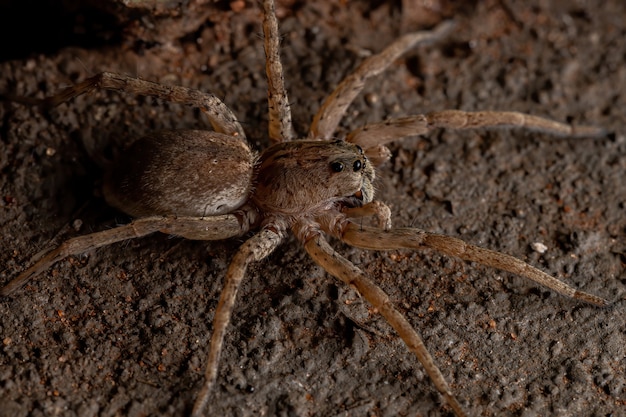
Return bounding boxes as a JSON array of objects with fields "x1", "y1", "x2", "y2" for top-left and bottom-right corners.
[
  {"x1": 347, "y1": 110, "x2": 607, "y2": 164},
  {"x1": 300, "y1": 228, "x2": 468, "y2": 417},
  {"x1": 1, "y1": 213, "x2": 253, "y2": 296},
  {"x1": 7, "y1": 71, "x2": 245, "y2": 138},
  {"x1": 339, "y1": 223, "x2": 609, "y2": 307}
]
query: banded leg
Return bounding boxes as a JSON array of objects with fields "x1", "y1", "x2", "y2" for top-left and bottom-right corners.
[
  {"x1": 309, "y1": 20, "x2": 455, "y2": 140},
  {"x1": 262, "y1": 0, "x2": 295, "y2": 142},
  {"x1": 339, "y1": 201, "x2": 392, "y2": 230},
  {"x1": 1, "y1": 214, "x2": 250, "y2": 296},
  {"x1": 338, "y1": 223, "x2": 609, "y2": 307},
  {"x1": 191, "y1": 227, "x2": 284, "y2": 417},
  {"x1": 303, "y1": 232, "x2": 468, "y2": 417},
  {"x1": 7, "y1": 71, "x2": 245, "y2": 138},
  {"x1": 347, "y1": 111, "x2": 607, "y2": 163}
]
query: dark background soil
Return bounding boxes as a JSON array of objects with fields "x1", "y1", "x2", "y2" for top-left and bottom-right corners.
[{"x1": 1, "y1": 1, "x2": 625, "y2": 416}]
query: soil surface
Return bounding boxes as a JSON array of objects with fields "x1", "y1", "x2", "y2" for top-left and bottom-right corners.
[{"x1": 1, "y1": 1, "x2": 625, "y2": 416}]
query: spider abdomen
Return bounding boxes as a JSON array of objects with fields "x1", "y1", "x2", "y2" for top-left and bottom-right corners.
[{"x1": 103, "y1": 130, "x2": 256, "y2": 218}]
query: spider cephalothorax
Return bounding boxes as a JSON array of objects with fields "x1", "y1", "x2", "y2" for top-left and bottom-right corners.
[{"x1": 253, "y1": 140, "x2": 375, "y2": 219}]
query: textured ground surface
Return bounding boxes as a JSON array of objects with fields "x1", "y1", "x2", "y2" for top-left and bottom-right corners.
[{"x1": 1, "y1": 1, "x2": 625, "y2": 416}]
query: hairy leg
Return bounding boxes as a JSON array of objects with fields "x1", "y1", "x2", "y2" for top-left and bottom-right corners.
[
  {"x1": 5, "y1": 72, "x2": 246, "y2": 138},
  {"x1": 192, "y1": 227, "x2": 284, "y2": 417},
  {"x1": 302, "y1": 231, "x2": 467, "y2": 417},
  {"x1": 340, "y1": 201, "x2": 392, "y2": 230},
  {"x1": 309, "y1": 21, "x2": 455, "y2": 140},
  {"x1": 262, "y1": 0, "x2": 295, "y2": 142},
  {"x1": 347, "y1": 111, "x2": 607, "y2": 164},
  {"x1": 338, "y1": 223, "x2": 609, "y2": 307},
  {"x1": 1, "y1": 214, "x2": 251, "y2": 296}
]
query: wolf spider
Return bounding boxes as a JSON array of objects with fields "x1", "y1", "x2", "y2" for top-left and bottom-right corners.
[{"x1": 1, "y1": 1, "x2": 610, "y2": 416}]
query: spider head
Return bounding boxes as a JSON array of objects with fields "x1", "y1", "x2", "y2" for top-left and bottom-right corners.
[{"x1": 253, "y1": 140, "x2": 375, "y2": 217}]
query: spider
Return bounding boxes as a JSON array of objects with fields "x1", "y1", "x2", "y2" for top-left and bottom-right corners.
[{"x1": 1, "y1": 1, "x2": 611, "y2": 416}]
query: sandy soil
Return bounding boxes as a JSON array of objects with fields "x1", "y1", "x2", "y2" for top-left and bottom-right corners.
[{"x1": 1, "y1": 1, "x2": 625, "y2": 416}]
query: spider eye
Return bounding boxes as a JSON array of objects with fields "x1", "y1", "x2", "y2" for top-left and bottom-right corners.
[
  {"x1": 355, "y1": 145, "x2": 363, "y2": 154},
  {"x1": 353, "y1": 160, "x2": 362, "y2": 172},
  {"x1": 330, "y1": 161, "x2": 344, "y2": 172}
]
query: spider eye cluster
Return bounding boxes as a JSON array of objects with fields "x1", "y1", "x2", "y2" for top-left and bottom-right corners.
[{"x1": 330, "y1": 159, "x2": 363, "y2": 173}]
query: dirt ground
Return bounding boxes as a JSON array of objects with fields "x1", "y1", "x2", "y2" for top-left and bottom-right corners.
[{"x1": 1, "y1": 1, "x2": 625, "y2": 416}]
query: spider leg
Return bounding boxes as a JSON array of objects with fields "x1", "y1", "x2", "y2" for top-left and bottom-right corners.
[
  {"x1": 262, "y1": 0, "x2": 295, "y2": 143},
  {"x1": 8, "y1": 72, "x2": 245, "y2": 138},
  {"x1": 340, "y1": 201, "x2": 392, "y2": 230},
  {"x1": 347, "y1": 111, "x2": 607, "y2": 164},
  {"x1": 1, "y1": 214, "x2": 252, "y2": 296},
  {"x1": 191, "y1": 227, "x2": 284, "y2": 417},
  {"x1": 309, "y1": 20, "x2": 455, "y2": 140},
  {"x1": 339, "y1": 223, "x2": 610, "y2": 307},
  {"x1": 301, "y1": 230, "x2": 468, "y2": 417}
]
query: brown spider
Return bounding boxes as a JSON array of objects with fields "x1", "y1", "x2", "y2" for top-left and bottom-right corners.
[{"x1": 1, "y1": 1, "x2": 611, "y2": 416}]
